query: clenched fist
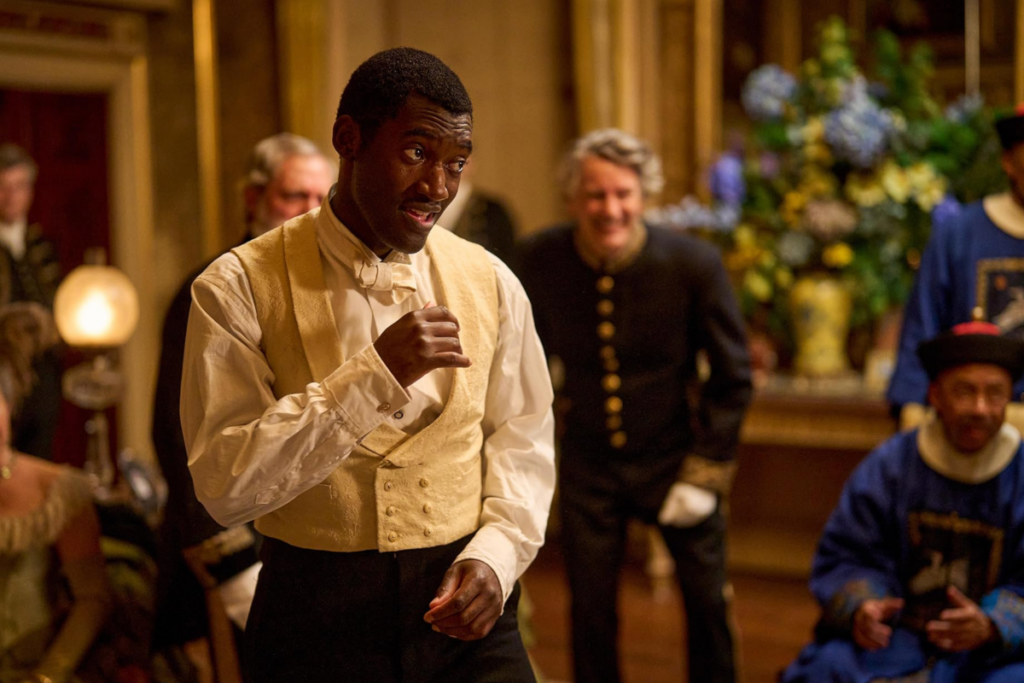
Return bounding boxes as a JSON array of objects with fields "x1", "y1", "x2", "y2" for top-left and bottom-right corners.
[{"x1": 375, "y1": 304, "x2": 472, "y2": 388}]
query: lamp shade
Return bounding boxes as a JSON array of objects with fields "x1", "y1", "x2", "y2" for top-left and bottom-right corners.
[{"x1": 54, "y1": 264, "x2": 139, "y2": 347}]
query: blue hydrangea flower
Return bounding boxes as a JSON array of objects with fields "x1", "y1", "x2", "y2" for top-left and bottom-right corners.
[
  {"x1": 930, "y1": 194, "x2": 963, "y2": 226},
  {"x1": 709, "y1": 153, "x2": 746, "y2": 207},
  {"x1": 741, "y1": 65, "x2": 797, "y2": 122},
  {"x1": 825, "y1": 98, "x2": 893, "y2": 168},
  {"x1": 840, "y1": 75, "x2": 869, "y2": 106},
  {"x1": 647, "y1": 197, "x2": 740, "y2": 232},
  {"x1": 944, "y1": 93, "x2": 984, "y2": 124}
]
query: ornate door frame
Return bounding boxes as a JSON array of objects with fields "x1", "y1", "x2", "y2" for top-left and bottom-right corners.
[{"x1": 0, "y1": 1, "x2": 157, "y2": 465}]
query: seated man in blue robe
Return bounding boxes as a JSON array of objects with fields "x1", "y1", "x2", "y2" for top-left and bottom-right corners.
[{"x1": 784, "y1": 322, "x2": 1024, "y2": 683}]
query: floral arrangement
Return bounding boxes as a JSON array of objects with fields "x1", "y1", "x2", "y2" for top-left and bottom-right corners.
[{"x1": 651, "y1": 17, "x2": 1004, "y2": 352}]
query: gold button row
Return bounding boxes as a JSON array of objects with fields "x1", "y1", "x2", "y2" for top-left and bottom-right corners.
[{"x1": 595, "y1": 278, "x2": 625, "y2": 449}]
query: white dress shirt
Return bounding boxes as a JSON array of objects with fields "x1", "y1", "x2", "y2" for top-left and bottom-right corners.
[{"x1": 181, "y1": 202, "x2": 556, "y2": 600}]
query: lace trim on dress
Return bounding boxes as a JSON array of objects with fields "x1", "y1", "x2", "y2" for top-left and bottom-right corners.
[{"x1": 0, "y1": 468, "x2": 93, "y2": 554}]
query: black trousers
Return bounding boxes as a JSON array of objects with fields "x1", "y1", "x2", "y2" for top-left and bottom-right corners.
[
  {"x1": 560, "y1": 449, "x2": 736, "y2": 683},
  {"x1": 243, "y1": 533, "x2": 535, "y2": 683}
]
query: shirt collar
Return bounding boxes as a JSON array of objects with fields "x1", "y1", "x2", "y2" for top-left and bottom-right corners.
[
  {"x1": 316, "y1": 188, "x2": 412, "y2": 270},
  {"x1": 917, "y1": 409, "x2": 1022, "y2": 484},
  {"x1": 983, "y1": 192, "x2": 1024, "y2": 239},
  {"x1": 573, "y1": 221, "x2": 648, "y2": 274}
]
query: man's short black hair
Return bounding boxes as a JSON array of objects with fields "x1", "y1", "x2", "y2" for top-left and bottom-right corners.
[{"x1": 336, "y1": 47, "x2": 473, "y2": 143}]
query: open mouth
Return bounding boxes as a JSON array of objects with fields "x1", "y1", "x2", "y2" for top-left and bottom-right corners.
[{"x1": 403, "y1": 207, "x2": 438, "y2": 227}]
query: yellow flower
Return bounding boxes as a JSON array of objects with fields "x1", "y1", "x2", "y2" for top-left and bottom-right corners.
[
  {"x1": 821, "y1": 44, "x2": 847, "y2": 66},
  {"x1": 743, "y1": 270, "x2": 773, "y2": 302},
  {"x1": 775, "y1": 268, "x2": 794, "y2": 290},
  {"x1": 800, "y1": 166, "x2": 838, "y2": 197},
  {"x1": 845, "y1": 172, "x2": 886, "y2": 207},
  {"x1": 781, "y1": 191, "x2": 807, "y2": 226},
  {"x1": 906, "y1": 162, "x2": 936, "y2": 191},
  {"x1": 889, "y1": 111, "x2": 907, "y2": 133},
  {"x1": 734, "y1": 224, "x2": 757, "y2": 249},
  {"x1": 881, "y1": 161, "x2": 911, "y2": 204},
  {"x1": 802, "y1": 117, "x2": 825, "y2": 144},
  {"x1": 914, "y1": 179, "x2": 947, "y2": 212},
  {"x1": 803, "y1": 59, "x2": 821, "y2": 77},
  {"x1": 821, "y1": 20, "x2": 846, "y2": 45},
  {"x1": 758, "y1": 251, "x2": 777, "y2": 268},
  {"x1": 822, "y1": 242, "x2": 854, "y2": 268},
  {"x1": 803, "y1": 142, "x2": 834, "y2": 167},
  {"x1": 904, "y1": 162, "x2": 947, "y2": 212},
  {"x1": 724, "y1": 227, "x2": 765, "y2": 271}
]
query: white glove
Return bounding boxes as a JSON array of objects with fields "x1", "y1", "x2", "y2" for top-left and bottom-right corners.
[{"x1": 657, "y1": 482, "x2": 717, "y2": 528}]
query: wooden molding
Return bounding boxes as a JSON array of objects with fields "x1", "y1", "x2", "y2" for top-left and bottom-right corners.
[
  {"x1": 0, "y1": 0, "x2": 146, "y2": 56},
  {"x1": 54, "y1": 0, "x2": 176, "y2": 10}
]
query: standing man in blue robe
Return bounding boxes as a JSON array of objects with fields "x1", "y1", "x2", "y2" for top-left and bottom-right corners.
[
  {"x1": 888, "y1": 107, "x2": 1024, "y2": 429},
  {"x1": 784, "y1": 321, "x2": 1024, "y2": 683}
]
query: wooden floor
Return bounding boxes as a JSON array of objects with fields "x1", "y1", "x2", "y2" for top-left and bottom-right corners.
[{"x1": 523, "y1": 544, "x2": 819, "y2": 683}]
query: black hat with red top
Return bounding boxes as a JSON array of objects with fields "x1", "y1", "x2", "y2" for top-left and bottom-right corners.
[
  {"x1": 917, "y1": 320, "x2": 1024, "y2": 382},
  {"x1": 995, "y1": 103, "x2": 1024, "y2": 150}
]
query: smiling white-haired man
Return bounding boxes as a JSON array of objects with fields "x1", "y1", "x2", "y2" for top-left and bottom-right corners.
[{"x1": 517, "y1": 128, "x2": 752, "y2": 683}]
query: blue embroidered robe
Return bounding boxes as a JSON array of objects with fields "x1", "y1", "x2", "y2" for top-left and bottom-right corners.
[{"x1": 888, "y1": 201, "x2": 1024, "y2": 409}]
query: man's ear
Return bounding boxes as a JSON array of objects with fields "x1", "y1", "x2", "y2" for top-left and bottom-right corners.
[
  {"x1": 927, "y1": 382, "x2": 939, "y2": 409},
  {"x1": 333, "y1": 115, "x2": 361, "y2": 160},
  {"x1": 243, "y1": 185, "x2": 263, "y2": 216}
]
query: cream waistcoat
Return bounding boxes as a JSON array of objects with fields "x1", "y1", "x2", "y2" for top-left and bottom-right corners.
[{"x1": 233, "y1": 209, "x2": 499, "y2": 552}]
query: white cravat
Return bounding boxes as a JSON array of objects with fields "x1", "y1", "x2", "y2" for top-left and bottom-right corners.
[{"x1": 0, "y1": 219, "x2": 27, "y2": 260}]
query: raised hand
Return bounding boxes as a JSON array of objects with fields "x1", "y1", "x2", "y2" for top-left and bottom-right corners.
[
  {"x1": 374, "y1": 304, "x2": 471, "y2": 387},
  {"x1": 853, "y1": 597, "x2": 904, "y2": 650},
  {"x1": 926, "y1": 586, "x2": 996, "y2": 652},
  {"x1": 423, "y1": 560, "x2": 503, "y2": 641}
]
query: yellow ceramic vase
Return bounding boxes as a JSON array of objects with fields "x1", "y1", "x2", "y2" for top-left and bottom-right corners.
[{"x1": 789, "y1": 275, "x2": 852, "y2": 376}]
